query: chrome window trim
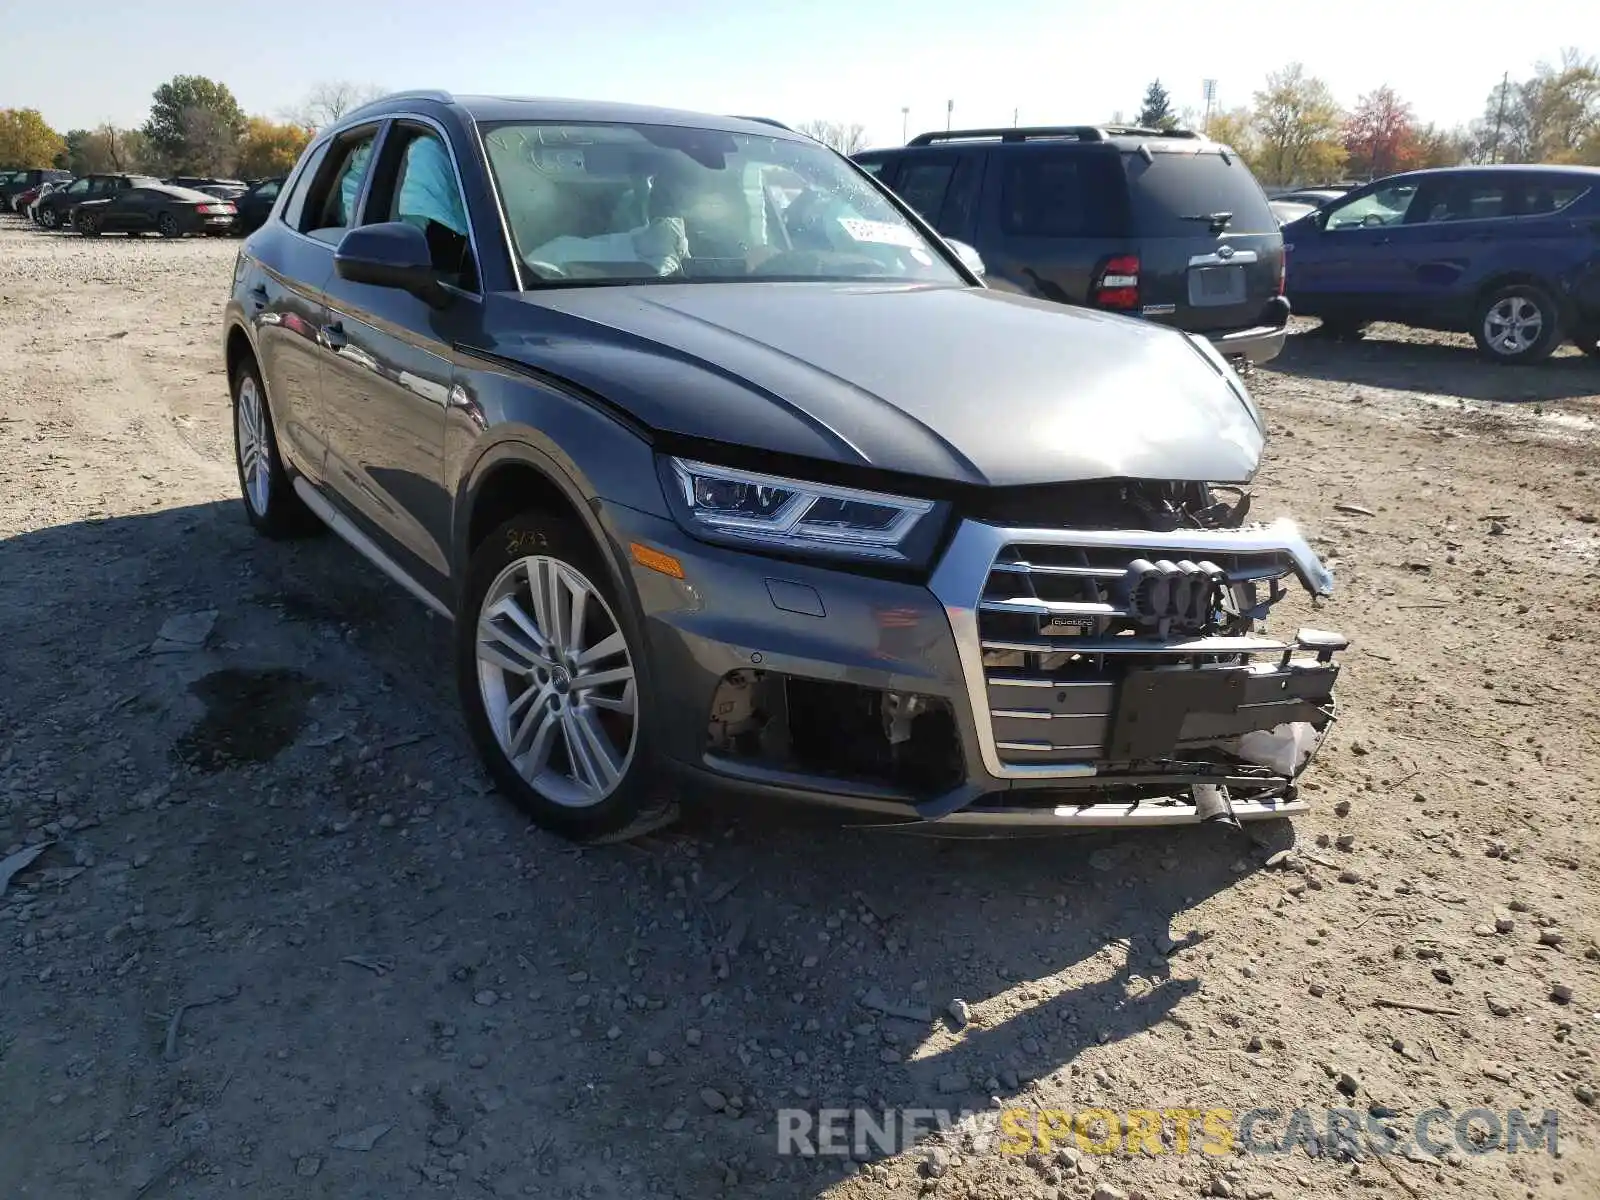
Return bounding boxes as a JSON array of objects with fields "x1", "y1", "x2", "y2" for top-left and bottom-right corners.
[
  {"x1": 927, "y1": 517, "x2": 1336, "y2": 781},
  {"x1": 468, "y1": 117, "x2": 526, "y2": 292}
]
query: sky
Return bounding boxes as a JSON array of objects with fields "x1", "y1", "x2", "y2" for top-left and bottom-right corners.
[{"x1": 1, "y1": 0, "x2": 1591, "y2": 148}]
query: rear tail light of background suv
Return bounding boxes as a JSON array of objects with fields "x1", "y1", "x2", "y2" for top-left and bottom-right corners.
[{"x1": 1092, "y1": 255, "x2": 1140, "y2": 310}]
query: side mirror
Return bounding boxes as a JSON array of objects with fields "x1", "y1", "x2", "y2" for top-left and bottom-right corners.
[
  {"x1": 945, "y1": 238, "x2": 986, "y2": 278},
  {"x1": 334, "y1": 221, "x2": 449, "y2": 306}
]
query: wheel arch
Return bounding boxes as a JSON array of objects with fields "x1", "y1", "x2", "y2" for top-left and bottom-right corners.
[
  {"x1": 1473, "y1": 271, "x2": 1565, "y2": 320},
  {"x1": 224, "y1": 321, "x2": 257, "y2": 385}
]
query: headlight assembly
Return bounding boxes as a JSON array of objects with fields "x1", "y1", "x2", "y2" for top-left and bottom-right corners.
[{"x1": 663, "y1": 457, "x2": 936, "y2": 564}]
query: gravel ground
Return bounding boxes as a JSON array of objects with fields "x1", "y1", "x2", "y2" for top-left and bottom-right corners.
[{"x1": 1, "y1": 219, "x2": 1598, "y2": 1200}]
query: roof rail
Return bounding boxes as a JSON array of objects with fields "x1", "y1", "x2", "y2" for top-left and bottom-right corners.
[
  {"x1": 341, "y1": 89, "x2": 456, "y2": 122},
  {"x1": 729, "y1": 115, "x2": 793, "y2": 131},
  {"x1": 907, "y1": 124, "x2": 1203, "y2": 146}
]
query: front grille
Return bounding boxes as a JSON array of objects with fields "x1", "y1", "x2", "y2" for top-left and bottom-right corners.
[{"x1": 928, "y1": 519, "x2": 1342, "y2": 780}]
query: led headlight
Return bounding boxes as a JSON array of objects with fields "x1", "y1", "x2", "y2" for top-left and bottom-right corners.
[{"x1": 665, "y1": 457, "x2": 936, "y2": 563}]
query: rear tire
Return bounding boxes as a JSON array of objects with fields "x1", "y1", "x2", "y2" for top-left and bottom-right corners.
[
  {"x1": 38, "y1": 206, "x2": 57, "y2": 230},
  {"x1": 456, "y1": 513, "x2": 674, "y2": 842},
  {"x1": 231, "y1": 356, "x2": 318, "y2": 539},
  {"x1": 1473, "y1": 283, "x2": 1561, "y2": 365},
  {"x1": 157, "y1": 212, "x2": 181, "y2": 239}
]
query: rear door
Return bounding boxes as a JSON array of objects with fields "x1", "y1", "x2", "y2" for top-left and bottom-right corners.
[
  {"x1": 975, "y1": 144, "x2": 1128, "y2": 304},
  {"x1": 1124, "y1": 146, "x2": 1282, "y2": 333}
]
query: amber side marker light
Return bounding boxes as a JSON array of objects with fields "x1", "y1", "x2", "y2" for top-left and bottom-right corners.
[{"x1": 630, "y1": 542, "x2": 685, "y2": 579}]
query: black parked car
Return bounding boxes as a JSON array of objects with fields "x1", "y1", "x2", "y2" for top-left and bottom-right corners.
[
  {"x1": 0, "y1": 167, "x2": 71, "y2": 210},
  {"x1": 855, "y1": 126, "x2": 1290, "y2": 364},
  {"x1": 230, "y1": 176, "x2": 284, "y2": 235},
  {"x1": 224, "y1": 91, "x2": 1344, "y2": 841},
  {"x1": 34, "y1": 173, "x2": 160, "y2": 229},
  {"x1": 76, "y1": 183, "x2": 238, "y2": 238}
]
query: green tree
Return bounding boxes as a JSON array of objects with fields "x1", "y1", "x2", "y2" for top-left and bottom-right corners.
[
  {"x1": 0, "y1": 108, "x2": 67, "y2": 168},
  {"x1": 1137, "y1": 79, "x2": 1177, "y2": 130},
  {"x1": 1251, "y1": 63, "x2": 1347, "y2": 185},
  {"x1": 143, "y1": 75, "x2": 246, "y2": 174}
]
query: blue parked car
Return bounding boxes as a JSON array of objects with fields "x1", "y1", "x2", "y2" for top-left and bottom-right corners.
[{"x1": 1281, "y1": 165, "x2": 1600, "y2": 364}]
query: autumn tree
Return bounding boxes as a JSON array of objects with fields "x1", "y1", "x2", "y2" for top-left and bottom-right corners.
[
  {"x1": 0, "y1": 108, "x2": 66, "y2": 169},
  {"x1": 795, "y1": 119, "x2": 868, "y2": 155},
  {"x1": 143, "y1": 75, "x2": 246, "y2": 174},
  {"x1": 1342, "y1": 86, "x2": 1420, "y2": 178},
  {"x1": 1411, "y1": 123, "x2": 1469, "y2": 169},
  {"x1": 1137, "y1": 80, "x2": 1177, "y2": 130},
  {"x1": 1251, "y1": 63, "x2": 1346, "y2": 186},
  {"x1": 235, "y1": 118, "x2": 313, "y2": 179},
  {"x1": 1205, "y1": 106, "x2": 1257, "y2": 157},
  {"x1": 292, "y1": 81, "x2": 385, "y2": 131},
  {"x1": 1473, "y1": 50, "x2": 1600, "y2": 164}
]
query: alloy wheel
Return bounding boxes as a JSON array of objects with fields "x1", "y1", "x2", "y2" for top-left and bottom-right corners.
[
  {"x1": 39, "y1": 207, "x2": 56, "y2": 229},
  {"x1": 475, "y1": 556, "x2": 637, "y2": 808},
  {"x1": 1483, "y1": 296, "x2": 1544, "y2": 358},
  {"x1": 235, "y1": 375, "x2": 270, "y2": 516},
  {"x1": 158, "y1": 213, "x2": 179, "y2": 238}
]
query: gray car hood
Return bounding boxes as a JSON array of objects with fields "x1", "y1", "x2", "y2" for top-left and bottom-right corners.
[{"x1": 504, "y1": 282, "x2": 1264, "y2": 486}]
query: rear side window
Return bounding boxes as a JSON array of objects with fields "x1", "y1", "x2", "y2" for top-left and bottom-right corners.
[
  {"x1": 281, "y1": 142, "x2": 331, "y2": 229},
  {"x1": 1417, "y1": 178, "x2": 1510, "y2": 223},
  {"x1": 1512, "y1": 177, "x2": 1590, "y2": 215},
  {"x1": 1000, "y1": 150, "x2": 1126, "y2": 238},
  {"x1": 304, "y1": 128, "x2": 379, "y2": 238},
  {"x1": 1125, "y1": 151, "x2": 1277, "y2": 236}
]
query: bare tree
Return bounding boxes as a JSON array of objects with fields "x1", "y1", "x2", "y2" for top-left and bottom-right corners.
[
  {"x1": 175, "y1": 106, "x2": 239, "y2": 175},
  {"x1": 795, "y1": 119, "x2": 869, "y2": 155},
  {"x1": 291, "y1": 81, "x2": 386, "y2": 131}
]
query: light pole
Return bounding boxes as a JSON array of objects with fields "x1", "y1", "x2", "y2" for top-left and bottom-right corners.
[
  {"x1": 1202, "y1": 79, "x2": 1217, "y2": 134},
  {"x1": 946, "y1": 99, "x2": 953, "y2": 132},
  {"x1": 901, "y1": 106, "x2": 909, "y2": 143}
]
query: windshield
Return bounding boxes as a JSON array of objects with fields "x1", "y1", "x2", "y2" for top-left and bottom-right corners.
[{"x1": 481, "y1": 121, "x2": 960, "y2": 287}]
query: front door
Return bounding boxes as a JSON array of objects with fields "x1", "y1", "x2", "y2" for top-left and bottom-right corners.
[
  {"x1": 1290, "y1": 180, "x2": 1423, "y2": 319},
  {"x1": 316, "y1": 120, "x2": 481, "y2": 594}
]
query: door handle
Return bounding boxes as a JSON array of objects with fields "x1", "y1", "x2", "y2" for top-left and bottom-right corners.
[
  {"x1": 248, "y1": 284, "x2": 268, "y2": 309},
  {"x1": 318, "y1": 321, "x2": 347, "y2": 351}
]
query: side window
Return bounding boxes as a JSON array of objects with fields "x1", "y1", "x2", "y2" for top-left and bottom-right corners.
[
  {"x1": 281, "y1": 141, "x2": 331, "y2": 229},
  {"x1": 1418, "y1": 179, "x2": 1509, "y2": 223},
  {"x1": 855, "y1": 160, "x2": 886, "y2": 178},
  {"x1": 1324, "y1": 183, "x2": 1418, "y2": 230},
  {"x1": 65, "y1": 178, "x2": 89, "y2": 196},
  {"x1": 304, "y1": 129, "x2": 379, "y2": 238},
  {"x1": 256, "y1": 179, "x2": 281, "y2": 201},
  {"x1": 368, "y1": 125, "x2": 478, "y2": 291},
  {"x1": 1000, "y1": 151, "x2": 1124, "y2": 238},
  {"x1": 895, "y1": 159, "x2": 956, "y2": 225},
  {"x1": 1513, "y1": 177, "x2": 1589, "y2": 216},
  {"x1": 938, "y1": 154, "x2": 982, "y2": 238}
]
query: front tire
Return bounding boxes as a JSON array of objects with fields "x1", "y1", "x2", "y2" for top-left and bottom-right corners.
[
  {"x1": 231, "y1": 356, "x2": 317, "y2": 538},
  {"x1": 38, "y1": 206, "x2": 57, "y2": 230},
  {"x1": 77, "y1": 213, "x2": 100, "y2": 237},
  {"x1": 457, "y1": 514, "x2": 671, "y2": 841},
  {"x1": 1473, "y1": 284, "x2": 1561, "y2": 365}
]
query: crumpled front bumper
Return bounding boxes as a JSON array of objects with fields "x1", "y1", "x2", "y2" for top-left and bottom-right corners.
[{"x1": 603, "y1": 504, "x2": 1344, "y2": 831}]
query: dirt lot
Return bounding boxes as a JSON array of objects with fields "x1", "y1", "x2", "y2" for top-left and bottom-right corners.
[{"x1": 1, "y1": 219, "x2": 1598, "y2": 1200}]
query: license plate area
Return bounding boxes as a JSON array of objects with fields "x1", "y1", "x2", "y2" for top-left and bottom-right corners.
[
  {"x1": 1108, "y1": 667, "x2": 1248, "y2": 760},
  {"x1": 1188, "y1": 264, "x2": 1246, "y2": 307}
]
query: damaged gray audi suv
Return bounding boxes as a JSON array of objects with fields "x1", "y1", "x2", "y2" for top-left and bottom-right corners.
[{"x1": 222, "y1": 91, "x2": 1347, "y2": 840}]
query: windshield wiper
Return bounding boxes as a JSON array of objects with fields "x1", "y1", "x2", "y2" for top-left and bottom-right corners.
[{"x1": 1182, "y1": 211, "x2": 1234, "y2": 233}]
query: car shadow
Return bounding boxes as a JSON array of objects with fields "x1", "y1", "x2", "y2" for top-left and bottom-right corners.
[
  {"x1": 0, "y1": 499, "x2": 1282, "y2": 1199},
  {"x1": 1264, "y1": 324, "x2": 1600, "y2": 403}
]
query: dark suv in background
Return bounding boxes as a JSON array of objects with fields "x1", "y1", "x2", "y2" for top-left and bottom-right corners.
[
  {"x1": 1280, "y1": 165, "x2": 1600, "y2": 363},
  {"x1": 855, "y1": 126, "x2": 1290, "y2": 364}
]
